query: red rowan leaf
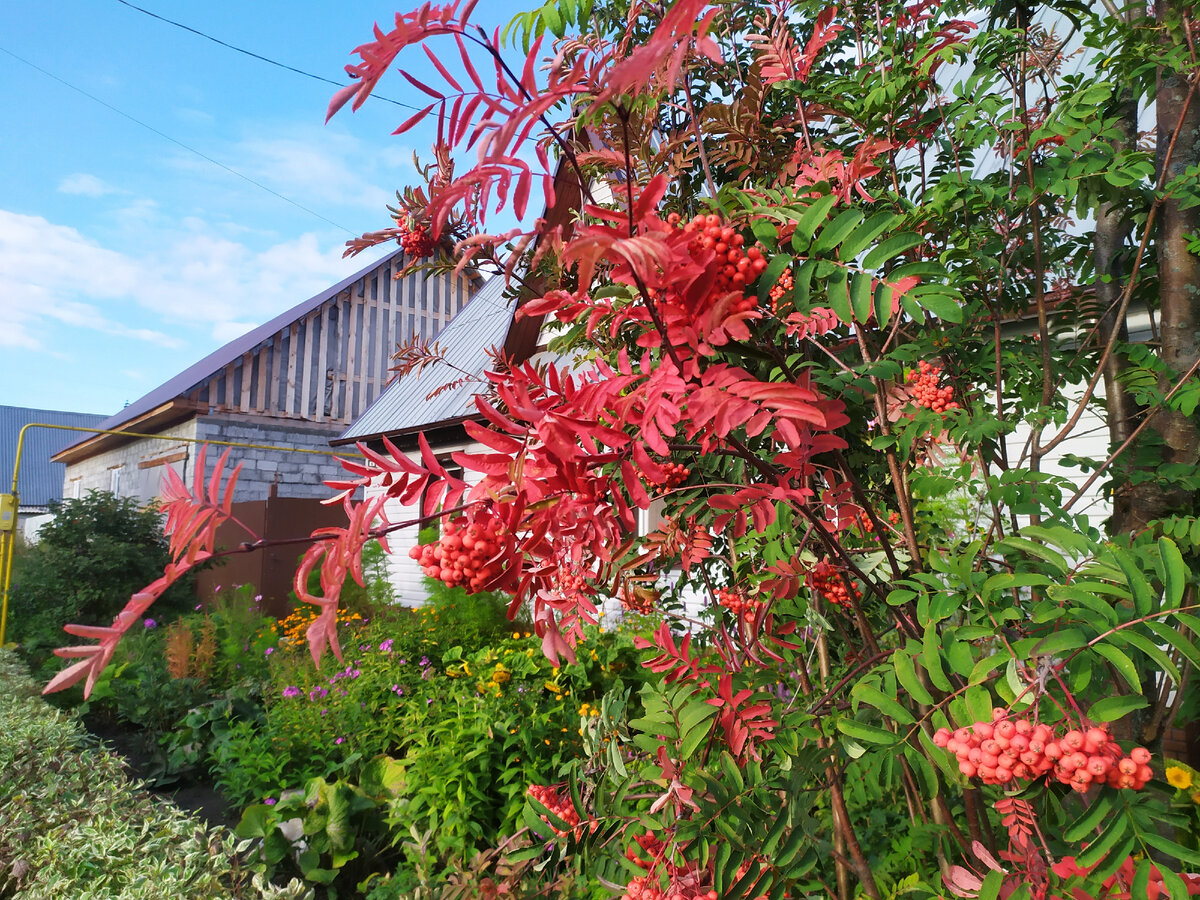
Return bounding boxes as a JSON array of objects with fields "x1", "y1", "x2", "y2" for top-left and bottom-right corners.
[
  {"x1": 422, "y1": 43, "x2": 463, "y2": 92},
  {"x1": 401, "y1": 69, "x2": 446, "y2": 100},
  {"x1": 326, "y1": 81, "x2": 362, "y2": 123},
  {"x1": 393, "y1": 102, "x2": 439, "y2": 135}
]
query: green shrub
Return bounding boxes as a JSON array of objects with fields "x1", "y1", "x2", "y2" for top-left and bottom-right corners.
[
  {"x1": 226, "y1": 616, "x2": 647, "y2": 893},
  {"x1": 8, "y1": 491, "x2": 194, "y2": 674},
  {"x1": 0, "y1": 647, "x2": 310, "y2": 900}
]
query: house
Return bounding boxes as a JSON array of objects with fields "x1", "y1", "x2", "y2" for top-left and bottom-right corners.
[
  {"x1": 0, "y1": 405, "x2": 107, "y2": 541},
  {"x1": 52, "y1": 246, "x2": 478, "y2": 610},
  {"x1": 332, "y1": 274, "x2": 526, "y2": 603}
]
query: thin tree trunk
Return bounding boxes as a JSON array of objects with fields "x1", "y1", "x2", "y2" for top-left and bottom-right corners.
[
  {"x1": 1096, "y1": 87, "x2": 1141, "y2": 533},
  {"x1": 1146, "y1": 0, "x2": 1200, "y2": 523}
]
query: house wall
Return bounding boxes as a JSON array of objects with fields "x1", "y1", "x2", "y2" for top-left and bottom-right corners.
[
  {"x1": 60, "y1": 414, "x2": 357, "y2": 507},
  {"x1": 61, "y1": 419, "x2": 200, "y2": 506},
  {"x1": 192, "y1": 414, "x2": 350, "y2": 502},
  {"x1": 184, "y1": 257, "x2": 474, "y2": 429}
]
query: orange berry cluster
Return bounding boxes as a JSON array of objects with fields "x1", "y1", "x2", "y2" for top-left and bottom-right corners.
[
  {"x1": 642, "y1": 462, "x2": 690, "y2": 490},
  {"x1": 399, "y1": 222, "x2": 435, "y2": 258},
  {"x1": 768, "y1": 267, "x2": 794, "y2": 311},
  {"x1": 933, "y1": 711, "x2": 1153, "y2": 792},
  {"x1": 527, "y1": 784, "x2": 584, "y2": 838},
  {"x1": 668, "y1": 212, "x2": 769, "y2": 308},
  {"x1": 807, "y1": 561, "x2": 861, "y2": 607},
  {"x1": 715, "y1": 587, "x2": 763, "y2": 621},
  {"x1": 906, "y1": 360, "x2": 960, "y2": 412},
  {"x1": 408, "y1": 513, "x2": 508, "y2": 594}
]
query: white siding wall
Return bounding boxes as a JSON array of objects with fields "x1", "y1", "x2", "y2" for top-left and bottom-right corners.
[
  {"x1": 996, "y1": 380, "x2": 1113, "y2": 531},
  {"x1": 368, "y1": 438, "x2": 485, "y2": 607}
]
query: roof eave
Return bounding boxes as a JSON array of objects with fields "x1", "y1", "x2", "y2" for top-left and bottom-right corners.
[{"x1": 51, "y1": 399, "x2": 201, "y2": 465}]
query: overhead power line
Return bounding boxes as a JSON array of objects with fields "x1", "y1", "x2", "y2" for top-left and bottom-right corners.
[
  {"x1": 111, "y1": 0, "x2": 421, "y2": 112},
  {"x1": 0, "y1": 44, "x2": 355, "y2": 234}
]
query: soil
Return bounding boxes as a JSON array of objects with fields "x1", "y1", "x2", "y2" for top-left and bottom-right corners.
[{"x1": 83, "y1": 713, "x2": 238, "y2": 830}]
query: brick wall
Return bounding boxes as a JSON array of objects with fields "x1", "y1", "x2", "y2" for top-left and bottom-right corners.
[{"x1": 61, "y1": 414, "x2": 351, "y2": 507}]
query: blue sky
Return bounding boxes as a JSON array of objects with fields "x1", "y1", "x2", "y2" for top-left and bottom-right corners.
[{"x1": 0, "y1": 0, "x2": 529, "y2": 416}]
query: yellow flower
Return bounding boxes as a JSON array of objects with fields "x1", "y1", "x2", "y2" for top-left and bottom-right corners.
[
  {"x1": 513, "y1": 631, "x2": 521, "y2": 640},
  {"x1": 1166, "y1": 766, "x2": 1193, "y2": 790}
]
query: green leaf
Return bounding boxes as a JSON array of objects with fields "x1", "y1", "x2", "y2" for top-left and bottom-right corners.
[
  {"x1": 965, "y1": 685, "x2": 993, "y2": 724},
  {"x1": 1093, "y1": 643, "x2": 1141, "y2": 691},
  {"x1": 679, "y1": 705, "x2": 717, "y2": 759},
  {"x1": 1087, "y1": 694, "x2": 1149, "y2": 722},
  {"x1": 915, "y1": 291, "x2": 962, "y2": 322},
  {"x1": 923, "y1": 624, "x2": 952, "y2": 691},
  {"x1": 840, "y1": 212, "x2": 898, "y2": 261},
  {"x1": 1064, "y1": 793, "x2": 1112, "y2": 842},
  {"x1": 997, "y1": 536, "x2": 1069, "y2": 573},
  {"x1": 1139, "y1": 831, "x2": 1200, "y2": 869},
  {"x1": 1112, "y1": 629, "x2": 1180, "y2": 684},
  {"x1": 894, "y1": 649, "x2": 936, "y2": 705},
  {"x1": 791, "y1": 195, "x2": 838, "y2": 252},
  {"x1": 852, "y1": 681, "x2": 915, "y2": 724},
  {"x1": 1031, "y1": 628, "x2": 1088, "y2": 658},
  {"x1": 1075, "y1": 813, "x2": 1129, "y2": 868},
  {"x1": 978, "y1": 868, "x2": 1005, "y2": 900},
  {"x1": 1158, "y1": 537, "x2": 1187, "y2": 609},
  {"x1": 850, "y1": 271, "x2": 873, "y2": 323},
  {"x1": 1144, "y1": 619, "x2": 1200, "y2": 673},
  {"x1": 1111, "y1": 546, "x2": 1154, "y2": 615},
  {"x1": 812, "y1": 207, "x2": 864, "y2": 255},
  {"x1": 903, "y1": 743, "x2": 940, "y2": 799},
  {"x1": 969, "y1": 653, "x2": 1008, "y2": 687},
  {"x1": 836, "y1": 718, "x2": 900, "y2": 745},
  {"x1": 863, "y1": 232, "x2": 923, "y2": 270},
  {"x1": 826, "y1": 267, "x2": 852, "y2": 323}
]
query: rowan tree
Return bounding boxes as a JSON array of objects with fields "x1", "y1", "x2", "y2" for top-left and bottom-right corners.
[{"x1": 46, "y1": 0, "x2": 1200, "y2": 897}]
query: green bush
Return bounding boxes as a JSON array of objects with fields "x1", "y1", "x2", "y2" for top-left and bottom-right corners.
[
  {"x1": 8, "y1": 491, "x2": 194, "y2": 673},
  {"x1": 227, "y1": 610, "x2": 647, "y2": 894},
  {"x1": 0, "y1": 647, "x2": 310, "y2": 900}
]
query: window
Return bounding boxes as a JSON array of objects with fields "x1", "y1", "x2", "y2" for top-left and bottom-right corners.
[
  {"x1": 70, "y1": 478, "x2": 81, "y2": 499},
  {"x1": 109, "y1": 465, "x2": 123, "y2": 496}
]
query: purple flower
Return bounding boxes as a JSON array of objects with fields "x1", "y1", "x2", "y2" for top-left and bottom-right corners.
[
  {"x1": 254, "y1": 594, "x2": 263, "y2": 603},
  {"x1": 282, "y1": 685, "x2": 301, "y2": 699},
  {"x1": 143, "y1": 618, "x2": 156, "y2": 629},
  {"x1": 264, "y1": 798, "x2": 276, "y2": 806},
  {"x1": 194, "y1": 604, "x2": 202, "y2": 611},
  {"x1": 265, "y1": 647, "x2": 274, "y2": 657},
  {"x1": 426, "y1": 698, "x2": 434, "y2": 705},
  {"x1": 335, "y1": 736, "x2": 345, "y2": 745},
  {"x1": 380, "y1": 639, "x2": 394, "y2": 653},
  {"x1": 419, "y1": 655, "x2": 430, "y2": 667},
  {"x1": 398, "y1": 657, "x2": 407, "y2": 666},
  {"x1": 351, "y1": 669, "x2": 362, "y2": 679}
]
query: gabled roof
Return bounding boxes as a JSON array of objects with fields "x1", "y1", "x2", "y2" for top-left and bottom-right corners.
[
  {"x1": 335, "y1": 275, "x2": 514, "y2": 444},
  {"x1": 0, "y1": 406, "x2": 107, "y2": 509},
  {"x1": 83, "y1": 246, "x2": 407, "y2": 437}
]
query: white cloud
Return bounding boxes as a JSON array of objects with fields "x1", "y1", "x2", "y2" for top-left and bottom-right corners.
[
  {"x1": 0, "y1": 208, "x2": 364, "y2": 354},
  {"x1": 57, "y1": 173, "x2": 117, "y2": 197}
]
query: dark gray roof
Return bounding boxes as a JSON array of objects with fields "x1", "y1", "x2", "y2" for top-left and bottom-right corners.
[
  {"x1": 1, "y1": 406, "x2": 107, "y2": 509},
  {"x1": 84, "y1": 246, "x2": 407, "y2": 436},
  {"x1": 337, "y1": 275, "x2": 514, "y2": 443}
]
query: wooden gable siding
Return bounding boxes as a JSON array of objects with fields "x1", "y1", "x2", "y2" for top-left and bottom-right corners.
[{"x1": 185, "y1": 257, "x2": 471, "y2": 426}]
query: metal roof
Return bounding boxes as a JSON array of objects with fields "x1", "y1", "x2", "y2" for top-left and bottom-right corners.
[
  {"x1": 337, "y1": 274, "x2": 515, "y2": 443},
  {"x1": 1, "y1": 406, "x2": 107, "y2": 509},
  {"x1": 75, "y1": 246, "x2": 408, "y2": 439}
]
